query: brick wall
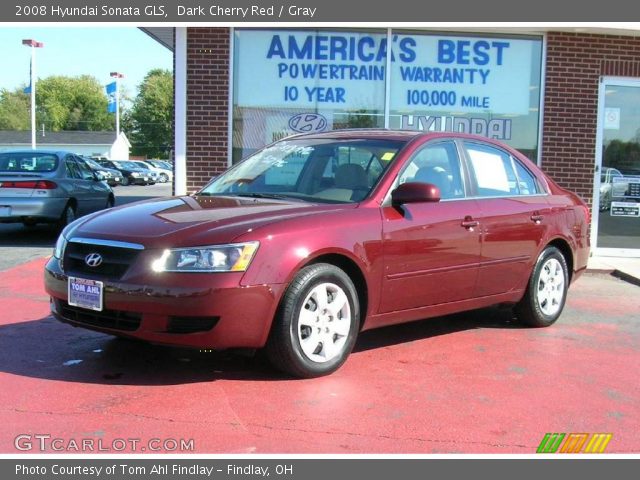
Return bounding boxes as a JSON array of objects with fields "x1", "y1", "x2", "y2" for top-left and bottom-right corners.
[
  {"x1": 543, "y1": 32, "x2": 640, "y2": 206},
  {"x1": 186, "y1": 27, "x2": 230, "y2": 192}
]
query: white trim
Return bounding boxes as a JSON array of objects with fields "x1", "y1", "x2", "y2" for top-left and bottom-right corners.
[
  {"x1": 227, "y1": 28, "x2": 235, "y2": 168},
  {"x1": 595, "y1": 248, "x2": 640, "y2": 258},
  {"x1": 592, "y1": 76, "x2": 640, "y2": 256},
  {"x1": 536, "y1": 33, "x2": 547, "y2": 167},
  {"x1": 384, "y1": 28, "x2": 392, "y2": 129},
  {"x1": 591, "y1": 77, "x2": 606, "y2": 251},
  {"x1": 174, "y1": 27, "x2": 188, "y2": 196}
]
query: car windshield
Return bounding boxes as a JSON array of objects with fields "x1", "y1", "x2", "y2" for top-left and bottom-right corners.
[
  {"x1": 198, "y1": 138, "x2": 405, "y2": 203},
  {"x1": 82, "y1": 158, "x2": 102, "y2": 169},
  {"x1": 0, "y1": 153, "x2": 58, "y2": 172},
  {"x1": 113, "y1": 161, "x2": 142, "y2": 170},
  {"x1": 150, "y1": 161, "x2": 170, "y2": 169}
]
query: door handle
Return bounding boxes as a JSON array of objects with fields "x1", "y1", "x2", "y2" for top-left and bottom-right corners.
[
  {"x1": 531, "y1": 214, "x2": 544, "y2": 224},
  {"x1": 461, "y1": 216, "x2": 479, "y2": 230}
]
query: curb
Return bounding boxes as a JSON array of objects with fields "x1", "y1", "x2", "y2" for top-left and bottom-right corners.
[{"x1": 611, "y1": 269, "x2": 640, "y2": 288}]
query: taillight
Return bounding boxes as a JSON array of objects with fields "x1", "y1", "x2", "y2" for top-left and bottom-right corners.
[{"x1": 0, "y1": 180, "x2": 57, "y2": 189}]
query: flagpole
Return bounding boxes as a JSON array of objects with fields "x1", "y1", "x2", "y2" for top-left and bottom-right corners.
[
  {"x1": 22, "y1": 39, "x2": 43, "y2": 150},
  {"x1": 110, "y1": 72, "x2": 124, "y2": 138}
]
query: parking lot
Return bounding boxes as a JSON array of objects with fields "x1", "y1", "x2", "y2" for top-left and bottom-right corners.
[
  {"x1": 0, "y1": 183, "x2": 171, "y2": 271},
  {"x1": 0, "y1": 186, "x2": 639, "y2": 454}
]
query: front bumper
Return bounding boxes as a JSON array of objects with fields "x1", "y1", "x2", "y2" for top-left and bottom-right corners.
[
  {"x1": 44, "y1": 256, "x2": 285, "y2": 349},
  {"x1": 0, "y1": 197, "x2": 67, "y2": 223}
]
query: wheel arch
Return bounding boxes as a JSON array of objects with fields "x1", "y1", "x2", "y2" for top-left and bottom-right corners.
[
  {"x1": 303, "y1": 253, "x2": 369, "y2": 331},
  {"x1": 545, "y1": 237, "x2": 574, "y2": 283}
]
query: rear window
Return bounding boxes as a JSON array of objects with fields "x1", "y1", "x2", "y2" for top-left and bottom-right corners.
[{"x1": 0, "y1": 153, "x2": 58, "y2": 172}]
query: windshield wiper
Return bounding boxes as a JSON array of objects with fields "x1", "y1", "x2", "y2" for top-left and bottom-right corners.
[{"x1": 233, "y1": 192, "x2": 296, "y2": 200}]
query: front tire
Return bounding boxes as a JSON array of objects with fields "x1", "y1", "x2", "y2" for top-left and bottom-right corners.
[
  {"x1": 265, "y1": 263, "x2": 360, "y2": 378},
  {"x1": 121, "y1": 176, "x2": 130, "y2": 186},
  {"x1": 516, "y1": 246, "x2": 569, "y2": 327}
]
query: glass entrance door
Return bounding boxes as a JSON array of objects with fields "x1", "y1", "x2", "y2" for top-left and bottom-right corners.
[{"x1": 594, "y1": 79, "x2": 640, "y2": 257}]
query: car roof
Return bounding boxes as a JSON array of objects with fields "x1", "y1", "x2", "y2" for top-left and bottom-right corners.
[
  {"x1": 0, "y1": 149, "x2": 69, "y2": 156},
  {"x1": 285, "y1": 129, "x2": 508, "y2": 145},
  {"x1": 288, "y1": 129, "x2": 422, "y2": 142}
]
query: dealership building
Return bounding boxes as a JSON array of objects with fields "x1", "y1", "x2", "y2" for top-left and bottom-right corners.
[{"x1": 144, "y1": 26, "x2": 640, "y2": 257}]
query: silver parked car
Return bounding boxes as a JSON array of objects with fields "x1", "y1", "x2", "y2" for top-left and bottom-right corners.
[{"x1": 0, "y1": 150, "x2": 114, "y2": 228}]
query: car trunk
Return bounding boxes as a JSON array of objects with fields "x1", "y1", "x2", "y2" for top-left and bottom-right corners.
[{"x1": 0, "y1": 174, "x2": 51, "y2": 198}]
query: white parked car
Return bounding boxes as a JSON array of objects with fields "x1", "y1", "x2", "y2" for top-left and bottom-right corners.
[
  {"x1": 599, "y1": 167, "x2": 628, "y2": 210},
  {"x1": 131, "y1": 160, "x2": 173, "y2": 183}
]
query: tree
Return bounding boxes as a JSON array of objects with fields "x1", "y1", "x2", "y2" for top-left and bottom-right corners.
[
  {"x1": 36, "y1": 75, "x2": 113, "y2": 131},
  {"x1": 0, "y1": 75, "x2": 115, "y2": 132},
  {"x1": 125, "y1": 69, "x2": 173, "y2": 158},
  {"x1": 0, "y1": 88, "x2": 30, "y2": 130}
]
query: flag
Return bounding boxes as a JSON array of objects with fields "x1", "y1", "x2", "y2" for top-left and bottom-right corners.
[
  {"x1": 106, "y1": 81, "x2": 117, "y2": 113},
  {"x1": 23, "y1": 57, "x2": 32, "y2": 94}
]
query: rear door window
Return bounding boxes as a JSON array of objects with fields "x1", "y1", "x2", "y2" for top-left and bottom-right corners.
[{"x1": 464, "y1": 142, "x2": 541, "y2": 197}]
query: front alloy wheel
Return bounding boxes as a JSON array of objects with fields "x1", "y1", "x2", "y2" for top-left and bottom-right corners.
[
  {"x1": 297, "y1": 282, "x2": 352, "y2": 363},
  {"x1": 266, "y1": 263, "x2": 360, "y2": 378}
]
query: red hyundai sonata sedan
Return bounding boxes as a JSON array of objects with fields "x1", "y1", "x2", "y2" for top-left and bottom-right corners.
[{"x1": 45, "y1": 131, "x2": 590, "y2": 377}]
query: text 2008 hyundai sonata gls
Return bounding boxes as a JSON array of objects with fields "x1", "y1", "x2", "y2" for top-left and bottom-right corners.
[{"x1": 45, "y1": 130, "x2": 590, "y2": 377}]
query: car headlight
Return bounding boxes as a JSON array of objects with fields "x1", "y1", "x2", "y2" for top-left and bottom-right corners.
[
  {"x1": 151, "y1": 242, "x2": 259, "y2": 273},
  {"x1": 53, "y1": 233, "x2": 67, "y2": 259},
  {"x1": 131, "y1": 172, "x2": 140, "y2": 177}
]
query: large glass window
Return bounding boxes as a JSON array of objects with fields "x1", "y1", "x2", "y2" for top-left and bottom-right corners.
[
  {"x1": 232, "y1": 29, "x2": 543, "y2": 164},
  {"x1": 233, "y1": 29, "x2": 387, "y2": 163},
  {"x1": 389, "y1": 32, "x2": 543, "y2": 162}
]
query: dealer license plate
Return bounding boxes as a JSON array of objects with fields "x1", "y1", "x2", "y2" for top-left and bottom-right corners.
[{"x1": 68, "y1": 277, "x2": 103, "y2": 311}]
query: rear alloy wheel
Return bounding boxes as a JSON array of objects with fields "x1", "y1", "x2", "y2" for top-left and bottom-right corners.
[
  {"x1": 516, "y1": 246, "x2": 569, "y2": 327},
  {"x1": 266, "y1": 263, "x2": 360, "y2": 378},
  {"x1": 58, "y1": 203, "x2": 76, "y2": 230}
]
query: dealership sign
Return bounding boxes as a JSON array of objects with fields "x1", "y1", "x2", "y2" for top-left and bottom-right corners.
[{"x1": 235, "y1": 30, "x2": 533, "y2": 115}]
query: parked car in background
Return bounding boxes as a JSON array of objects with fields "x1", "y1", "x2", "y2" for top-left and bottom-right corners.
[
  {"x1": 96, "y1": 160, "x2": 155, "y2": 186},
  {"x1": 45, "y1": 131, "x2": 590, "y2": 377},
  {"x1": 599, "y1": 167, "x2": 628, "y2": 210},
  {"x1": 78, "y1": 156, "x2": 123, "y2": 187},
  {"x1": 0, "y1": 150, "x2": 114, "y2": 228},
  {"x1": 130, "y1": 159, "x2": 173, "y2": 183},
  {"x1": 147, "y1": 160, "x2": 173, "y2": 171}
]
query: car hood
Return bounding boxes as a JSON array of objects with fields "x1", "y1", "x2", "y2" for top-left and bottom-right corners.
[{"x1": 68, "y1": 195, "x2": 356, "y2": 249}]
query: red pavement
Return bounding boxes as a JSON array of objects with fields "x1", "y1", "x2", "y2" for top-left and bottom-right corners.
[{"x1": 1, "y1": 258, "x2": 639, "y2": 453}]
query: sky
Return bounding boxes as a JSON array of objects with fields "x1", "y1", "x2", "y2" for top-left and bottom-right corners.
[{"x1": 0, "y1": 27, "x2": 172, "y2": 98}]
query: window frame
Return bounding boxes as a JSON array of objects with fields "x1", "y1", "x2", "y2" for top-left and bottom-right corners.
[{"x1": 461, "y1": 140, "x2": 547, "y2": 199}]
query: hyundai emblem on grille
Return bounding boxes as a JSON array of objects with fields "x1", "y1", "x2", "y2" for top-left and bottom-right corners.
[{"x1": 84, "y1": 253, "x2": 103, "y2": 267}]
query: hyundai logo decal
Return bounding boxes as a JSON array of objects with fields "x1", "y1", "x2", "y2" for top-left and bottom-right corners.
[
  {"x1": 85, "y1": 253, "x2": 103, "y2": 267},
  {"x1": 288, "y1": 113, "x2": 328, "y2": 133}
]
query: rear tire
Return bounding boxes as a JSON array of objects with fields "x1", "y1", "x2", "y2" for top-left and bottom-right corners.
[
  {"x1": 516, "y1": 246, "x2": 569, "y2": 327},
  {"x1": 265, "y1": 263, "x2": 360, "y2": 378},
  {"x1": 57, "y1": 203, "x2": 76, "y2": 231}
]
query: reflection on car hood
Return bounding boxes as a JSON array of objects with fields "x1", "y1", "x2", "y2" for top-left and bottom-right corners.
[{"x1": 69, "y1": 195, "x2": 355, "y2": 249}]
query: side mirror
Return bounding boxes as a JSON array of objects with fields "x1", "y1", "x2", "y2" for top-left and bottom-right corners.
[{"x1": 391, "y1": 182, "x2": 441, "y2": 205}]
